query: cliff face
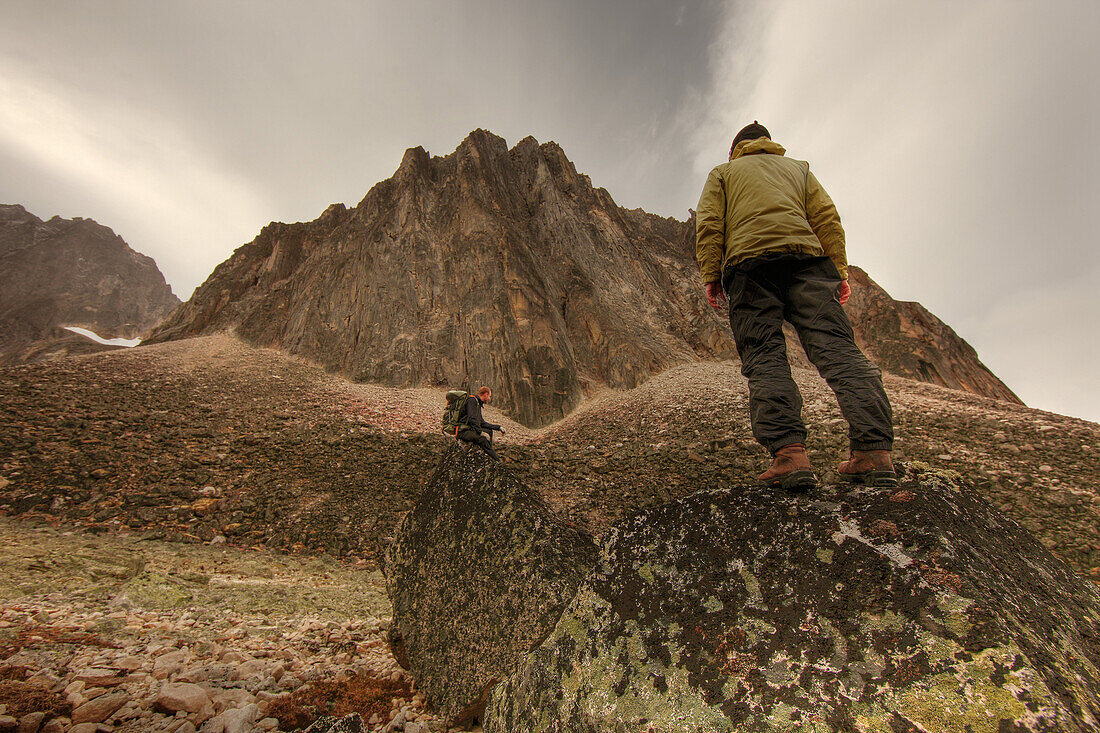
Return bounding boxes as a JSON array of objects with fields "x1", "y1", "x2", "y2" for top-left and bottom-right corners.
[
  {"x1": 0, "y1": 204, "x2": 180, "y2": 364},
  {"x1": 147, "y1": 130, "x2": 1018, "y2": 426}
]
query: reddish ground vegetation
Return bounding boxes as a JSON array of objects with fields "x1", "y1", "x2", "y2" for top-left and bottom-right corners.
[
  {"x1": 0, "y1": 665, "x2": 28, "y2": 681},
  {"x1": 0, "y1": 679, "x2": 70, "y2": 717},
  {"x1": 267, "y1": 672, "x2": 413, "y2": 730},
  {"x1": 0, "y1": 621, "x2": 116, "y2": 658}
]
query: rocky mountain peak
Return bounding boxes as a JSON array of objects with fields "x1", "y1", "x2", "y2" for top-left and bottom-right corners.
[
  {"x1": 396, "y1": 145, "x2": 432, "y2": 180},
  {"x1": 458, "y1": 127, "x2": 510, "y2": 157},
  {"x1": 0, "y1": 203, "x2": 36, "y2": 224},
  {"x1": 146, "y1": 131, "x2": 1019, "y2": 427},
  {"x1": 0, "y1": 205, "x2": 180, "y2": 364}
]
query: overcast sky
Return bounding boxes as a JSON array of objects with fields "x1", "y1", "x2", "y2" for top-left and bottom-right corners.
[{"x1": 2, "y1": 1, "x2": 1097, "y2": 423}]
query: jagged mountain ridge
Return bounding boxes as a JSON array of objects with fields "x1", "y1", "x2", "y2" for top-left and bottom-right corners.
[
  {"x1": 147, "y1": 130, "x2": 1018, "y2": 426},
  {"x1": 0, "y1": 204, "x2": 180, "y2": 364}
]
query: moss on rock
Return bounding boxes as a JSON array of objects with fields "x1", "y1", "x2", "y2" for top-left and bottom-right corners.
[
  {"x1": 384, "y1": 442, "x2": 597, "y2": 724},
  {"x1": 486, "y1": 473, "x2": 1100, "y2": 731}
]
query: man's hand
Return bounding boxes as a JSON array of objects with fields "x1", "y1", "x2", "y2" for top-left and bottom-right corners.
[
  {"x1": 705, "y1": 281, "x2": 727, "y2": 310},
  {"x1": 496, "y1": 426, "x2": 505, "y2": 434},
  {"x1": 837, "y1": 280, "x2": 851, "y2": 305}
]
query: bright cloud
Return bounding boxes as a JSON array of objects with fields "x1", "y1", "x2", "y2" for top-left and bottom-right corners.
[{"x1": 0, "y1": 57, "x2": 275, "y2": 298}]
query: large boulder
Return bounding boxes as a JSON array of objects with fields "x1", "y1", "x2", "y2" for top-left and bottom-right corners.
[
  {"x1": 384, "y1": 443, "x2": 598, "y2": 725},
  {"x1": 486, "y1": 469, "x2": 1100, "y2": 732}
]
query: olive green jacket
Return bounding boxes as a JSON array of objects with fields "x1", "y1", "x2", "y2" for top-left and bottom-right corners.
[{"x1": 695, "y1": 138, "x2": 848, "y2": 284}]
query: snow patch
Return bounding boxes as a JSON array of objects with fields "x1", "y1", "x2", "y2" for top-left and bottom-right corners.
[{"x1": 63, "y1": 326, "x2": 141, "y2": 348}]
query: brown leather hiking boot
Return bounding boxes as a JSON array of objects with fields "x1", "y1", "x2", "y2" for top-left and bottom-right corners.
[
  {"x1": 758, "y1": 443, "x2": 817, "y2": 491},
  {"x1": 838, "y1": 450, "x2": 898, "y2": 487}
]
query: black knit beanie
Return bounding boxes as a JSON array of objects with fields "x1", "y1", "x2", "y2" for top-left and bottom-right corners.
[{"x1": 730, "y1": 121, "x2": 770, "y2": 156}]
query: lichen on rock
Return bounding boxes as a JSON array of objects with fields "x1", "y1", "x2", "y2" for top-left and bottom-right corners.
[
  {"x1": 486, "y1": 472, "x2": 1100, "y2": 732},
  {"x1": 384, "y1": 442, "x2": 598, "y2": 724}
]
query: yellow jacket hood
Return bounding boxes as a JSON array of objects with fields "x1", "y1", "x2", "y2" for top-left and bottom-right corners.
[{"x1": 730, "y1": 137, "x2": 787, "y2": 160}]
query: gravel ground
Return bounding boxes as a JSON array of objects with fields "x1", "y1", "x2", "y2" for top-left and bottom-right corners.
[
  {"x1": 0, "y1": 517, "x2": 441, "y2": 733},
  {"x1": 513, "y1": 361, "x2": 1100, "y2": 578},
  {"x1": 1, "y1": 333, "x2": 1097, "y2": 731}
]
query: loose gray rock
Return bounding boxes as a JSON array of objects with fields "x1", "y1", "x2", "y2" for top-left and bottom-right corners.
[
  {"x1": 73, "y1": 668, "x2": 127, "y2": 687},
  {"x1": 486, "y1": 470, "x2": 1100, "y2": 732},
  {"x1": 221, "y1": 703, "x2": 259, "y2": 733},
  {"x1": 385, "y1": 442, "x2": 598, "y2": 724},
  {"x1": 38, "y1": 718, "x2": 66, "y2": 733},
  {"x1": 301, "y1": 713, "x2": 364, "y2": 732},
  {"x1": 70, "y1": 690, "x2": 130, "y2": 725},
  {"x1": 154, "y1": 682, "x2": 211, "y2": 714},
  {"x1": 16, "y1": 712, "x2": 46, "y2": 733}
]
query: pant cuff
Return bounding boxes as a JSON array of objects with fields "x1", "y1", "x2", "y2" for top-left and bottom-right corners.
[
  {"x1": 764, "y1": 433, "x2": 806, "y2": 455},
  {"x1": 851, "y1": 440, "x2": 893, "y2": 451}
]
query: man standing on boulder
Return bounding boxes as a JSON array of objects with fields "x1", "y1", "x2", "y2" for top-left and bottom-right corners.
[
  {"x1": 457, "y1": 386, "x2": 503, "y2": 461},
  {"x1": 696, "y1": 121, "x2": 896, "y2": 490}
]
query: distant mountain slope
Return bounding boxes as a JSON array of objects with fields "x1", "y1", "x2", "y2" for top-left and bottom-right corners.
[
  {"x1": 146, "y1": 130, "x2": 1018, "y2": 426},
  {"x1": 0, "y1": 204, "x2": 180, "y2": 363}
]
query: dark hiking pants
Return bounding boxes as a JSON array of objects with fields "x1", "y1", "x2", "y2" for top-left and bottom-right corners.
[
  {"x1": 723, "y1": 253, "x2": 893, "y2": 454},
  {"x1": 457, "y1": 427, "x2": 499, "y2": 459}
]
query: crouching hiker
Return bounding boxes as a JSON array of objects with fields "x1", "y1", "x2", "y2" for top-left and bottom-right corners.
[
  {"x1": 443, "y1": 386, "x2": 503, "y2": 460},
  {"x1": 695, "y1": 121, "x2": 896, "y2": 491}
]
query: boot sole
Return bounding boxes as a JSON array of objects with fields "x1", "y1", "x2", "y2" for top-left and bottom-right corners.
[
  {"x1": 839, "y1": 469, "x2": 899, "y2": 488},
  {"x1": 762, "y1": 470, "x2": 818, "y2": 492}
]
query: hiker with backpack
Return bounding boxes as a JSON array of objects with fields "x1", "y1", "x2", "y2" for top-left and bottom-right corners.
[
  {"x1": 442, "y1": 386, "x2": 503, "y2": 460},
  {"x1": 695, "y1": 121, "x2": 896, "y2": 491}
]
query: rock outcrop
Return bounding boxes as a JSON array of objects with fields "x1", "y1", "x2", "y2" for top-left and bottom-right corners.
[
  {"x1": 146, "y1": 130, "x2": 1017, "y2": 426},
  {"x1": 0, "y1": 204, "x2": 180, "y2": 364},
  {"x1": 486, "y1": 470, "x2": 1100, "y2": 731},
  {"x1": 384, "y1": 443, "x2": 597, "y2": 725}
]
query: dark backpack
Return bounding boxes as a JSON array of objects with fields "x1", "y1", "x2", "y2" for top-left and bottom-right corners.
[{"x1": 441, "y1": 390, "x2": 469, "y2": 435}]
